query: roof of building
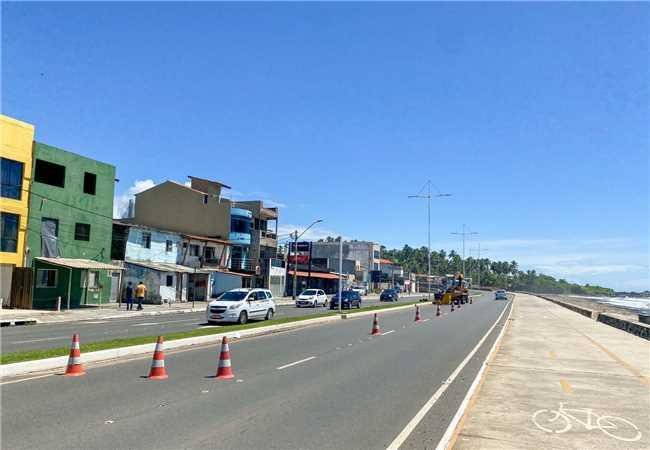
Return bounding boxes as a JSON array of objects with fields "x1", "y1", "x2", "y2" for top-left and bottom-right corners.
[
  {"x1": 124, "y1": 259, "x2": 207, "y2": 274},
  {"x1": 287, "y1": 270, "x2": 341, "y2": 280},
  {"x1": 187, "y1": 175, "x2": 232, "y2": 190},
  {"x1": 182, "y1": 234, "x2": 231, "y2": 245},
  {"x1": 36, "y1": 257, "x2": 124, "y2": 270},
  {"x1": 379, "y1": 258, "x2": 396, "y2": 265}
]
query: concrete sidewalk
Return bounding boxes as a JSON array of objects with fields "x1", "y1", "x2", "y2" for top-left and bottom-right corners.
[{"x1": 453, "y1": 293, "x2": 650, "y2": 450}]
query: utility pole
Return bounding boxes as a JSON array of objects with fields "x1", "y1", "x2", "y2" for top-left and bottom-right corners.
[
  {"x1": 470, "y1": 244, "x2": 488, "y2": 287},
  {"x1": 452, "y1": 224, "x2": 478, "y2": 277},
  {"x1": 409, "y1": 181, "x2": 451, "y2": 302},
  {"x1": 291, "y1": 219, "x2": 323, "y2": 300},
  {"x1": 338, "y1": 237, "x2": 343, "y2": 314}
]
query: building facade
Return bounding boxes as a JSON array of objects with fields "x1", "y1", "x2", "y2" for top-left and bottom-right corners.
[
  {"x1": 26, "y1": 142, "x2": 117, "y2": 309},
  {"x1": 0, "y1": 114, "x2": 35, "y2": 306},
  {"x1": 309, "y1": 240, "x2": 382, "y2": 286}
]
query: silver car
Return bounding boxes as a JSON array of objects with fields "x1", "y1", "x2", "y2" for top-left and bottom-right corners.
[{"x1": 495, "y1": 290, "x2": 508, "y2": 300}]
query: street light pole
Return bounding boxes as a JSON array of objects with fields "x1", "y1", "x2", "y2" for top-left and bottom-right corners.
[
  {"x1": 338, "y1": 237, "x2": 343, "y2": 314},
  {"x1": 451, "y1": 224, "x2": 478, "y2": 277},
  {"x1": 291, "y1": 219, "x2": 323, "y2": 300},
  {"x1": 409, "y1": 181, "x2": 451, "y2": 302}
]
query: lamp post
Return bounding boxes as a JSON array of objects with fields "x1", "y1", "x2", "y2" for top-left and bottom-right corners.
[
  {"x1": 292, "y1": 219, "x2": 323, "y2": 300},
  {"x1": 470, "y1": 244, "x2": 488, "y2": 288},
  {"x1": 409, "y1": 181, "x2": 452, "y2": 302},
  {"x1": 451, "y1": 224, "x2": 478, "y2": 277}
]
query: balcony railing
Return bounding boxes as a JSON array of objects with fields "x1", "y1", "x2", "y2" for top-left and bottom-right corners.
[{"x1": 229, "y1": 257, "x2": 257, "y2": 273}]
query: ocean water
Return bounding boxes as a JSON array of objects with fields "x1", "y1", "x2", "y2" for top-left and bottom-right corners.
[{"x1": 569, "y1": 295, "x2": 650, "y2": 314}]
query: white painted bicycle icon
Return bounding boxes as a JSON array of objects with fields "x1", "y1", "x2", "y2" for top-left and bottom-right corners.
[{"x1": 532, "y1": 402, "x2": 642, "y2": 442}]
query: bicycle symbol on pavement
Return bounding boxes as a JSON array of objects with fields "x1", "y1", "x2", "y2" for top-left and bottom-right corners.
[{"x1": 532, "y1": 402, "x2": 642, "y2": 442}]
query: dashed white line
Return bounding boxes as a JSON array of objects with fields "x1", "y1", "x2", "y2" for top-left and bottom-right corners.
[
  {"x1": 381, "y1": 330, "x2": 395, "y2": 336},
  {"x1": 131, "y1": 318, "x2": 199, "y2": 327},
  {"x1": 422, "y1": 319, "x2": 430, "y2": 323},
  {"x1": 276, "y1": 356, "x2": 317, "y2": 370},
  {"x1": 11, "y1": 336, "x2": 68, "y2": 344}
]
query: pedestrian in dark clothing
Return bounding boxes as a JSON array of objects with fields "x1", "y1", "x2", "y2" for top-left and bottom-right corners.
[{"x1": 125, "y1": 282, "x2": 134, "y2": 311}]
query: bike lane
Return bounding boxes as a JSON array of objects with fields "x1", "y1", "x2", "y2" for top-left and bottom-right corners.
[{"x1": 451, "y1": 293, "x2": 650, "y2": 450}]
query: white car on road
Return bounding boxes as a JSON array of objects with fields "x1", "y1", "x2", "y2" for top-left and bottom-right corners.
[
  {"x1": 296, "y1": 289, "x2": 328, "y2": 308},
  {"x1": 206, "y1": 288, "x2": 275, "y2": 324},
  {"x1": 495, "y1": 290, "x2": 508, "y2": 300}
]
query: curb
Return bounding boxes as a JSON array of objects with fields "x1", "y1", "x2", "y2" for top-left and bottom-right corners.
[
  {"x1": 0, "y1": 319, "x2": 39, "y2": 327},
  {"x1": 0, "y1": 301, "x2": 422, "y2": 378}
]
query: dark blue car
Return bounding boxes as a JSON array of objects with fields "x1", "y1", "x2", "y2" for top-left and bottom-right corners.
[{"x1": 330, "y1": 290, "x2": 362, "y2": 309}]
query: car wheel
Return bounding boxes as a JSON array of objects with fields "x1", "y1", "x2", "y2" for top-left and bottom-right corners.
[
  {"x1": 265, "y1": 309, "x2": 274, "y2": 320},
  {"x1": 357, "y1": 302, "x2": 361, "y2": 309},
  {"x1": 238, "y1": 311, "x2": 248, "y2": 324}
]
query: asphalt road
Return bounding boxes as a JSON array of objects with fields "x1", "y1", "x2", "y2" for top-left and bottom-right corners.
[
  {"x1": 1, "y1": 292, "x2": 510, "y2": 450},
  {"x1": 0, "y1": 294, "x2": 423, "y2": 353}
]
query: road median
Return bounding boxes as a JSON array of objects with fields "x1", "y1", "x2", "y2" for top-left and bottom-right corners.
[{"x1": 0, "y1": 299, "x2": 428, "y2": 377}]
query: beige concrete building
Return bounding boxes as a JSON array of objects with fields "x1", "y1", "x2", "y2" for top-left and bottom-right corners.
[{"x1": 133, "y1": 176, "x2": 232, "y2": 239}]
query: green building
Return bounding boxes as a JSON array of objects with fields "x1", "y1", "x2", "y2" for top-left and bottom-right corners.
[{"x1": 26, "y1": 142, "x2": 121, "y2": 309}]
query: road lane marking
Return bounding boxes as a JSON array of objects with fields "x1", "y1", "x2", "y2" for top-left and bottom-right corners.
[
  {"x1": 422, "y1": 319, "x2": 430, "y2": 323},
  {"x1": 11, "y1": 336, "x2": 69, "y2": 344},
  {"x1": 381, "y1": 330, "x2": 395, "y2": 336},
  {"x1": 86, "y1": 321, "x2": 109, "y2": 324},
  {"x1": 560, "y1": 379, "x2": 573, "y2": 394},
  {"x1": 276, "y1": 356, "x2": 316, "y2": 370},
  {"x1": 386, "y1": 301, "x2": 512, "y2": 450},
  {"x1": 0, "y1": 373, "x2": 54, "y2": 385},
  {"x1": 131, "y1": 318, "x2": 200, "y2": 327}
]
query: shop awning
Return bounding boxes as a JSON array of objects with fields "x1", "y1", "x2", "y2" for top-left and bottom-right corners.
[
  {"x1": 36, "y1": 257, "x2": 124, "y2": 271},
  {"x1": 287, "y1": 270, "x2": 341, "y2": 280}
]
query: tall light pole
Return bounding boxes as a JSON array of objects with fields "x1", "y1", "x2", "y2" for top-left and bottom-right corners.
[
  {"x1": 451, "y1": 224, "x2": 478, "y2": 277},
  {"x1": 470, "y1": 244, "x2": 488, "y2": 287},
  {"x1": 409, "y1": 181, "x2": 451, "y2": 302},
  {"x1": 338, "y1": 236, "x2": 343, "y2": 314},
  {"x1": 292, "y1": 219, "x2": 323, "y2": 300}
]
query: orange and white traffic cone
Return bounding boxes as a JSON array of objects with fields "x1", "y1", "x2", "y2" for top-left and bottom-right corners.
[
  {"x1": 64, "y1": 333, "x2": 86, "y2": 377},
  {"x1": 370, "y1": 313, "x2": 381, "y2": 335},
  {"x1": 414, "y1": 305, "x2": 422, "y2": 322},
  {"x1": 436, "y1": 304, "x2": 441, "y2": 317},
  {"x1": 215, "y1": 336, "x2": 234, "y2": 379},
  {"x1": 147, "y1": 336, "x2": 168, "y2": 380}
]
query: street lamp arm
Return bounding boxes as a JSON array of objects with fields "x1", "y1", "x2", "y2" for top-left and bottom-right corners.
[{"x1": 295, "y1": 219, "x2": 324, "y2": 240}]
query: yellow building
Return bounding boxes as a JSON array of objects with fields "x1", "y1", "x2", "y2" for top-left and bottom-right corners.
[{"x1": 1, "y1": 114, "x2": 35, "y2": 304}]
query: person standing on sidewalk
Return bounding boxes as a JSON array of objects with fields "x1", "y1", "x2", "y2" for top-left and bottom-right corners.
[
  {"x1": 125, "y1": 282, "x2": 134, "y2": 311},
  {"x1": 135, "y1": 281, "x2": 147, "y2": 311}
]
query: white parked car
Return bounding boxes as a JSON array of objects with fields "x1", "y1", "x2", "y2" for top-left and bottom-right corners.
[
  {"x1": 495, "y1": 290, "x2": 508, "y2": 300},
  {"x1": 206, "y1": 288, "x2": 275, "y2": 324},
  {"x1": 351, "y1": 286, "x2": 368, "y2": 296},
  {"x1": 296, "y1": 289, "x2": 328, "y2": 308}
]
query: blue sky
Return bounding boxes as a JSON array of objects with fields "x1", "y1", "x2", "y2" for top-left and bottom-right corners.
[{"x1": 3, "y1": 3, "x2": 648, "y2": 291}]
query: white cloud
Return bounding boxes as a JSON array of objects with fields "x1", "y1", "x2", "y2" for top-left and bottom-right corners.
[
  {"x1": 228, "y1": 190, "x2": 287, "y2": 209},
  {"x1": 113, "y1": 179, "x2": 155, "y2": 218}
]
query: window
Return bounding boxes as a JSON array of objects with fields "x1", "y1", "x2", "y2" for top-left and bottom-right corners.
[
  {"x1": 203, "y1": 194, "x2": 209, "y2": 205},
  {"x1": 36, "y1": 269, "x2": 57, "y2": 288},
  {"x1": 41, "y1": 218, "x2": 59, "y2": 257},
  {"x1": 190, "y1": 244, "x2": 200, "y2": 256},
  {"x1": 231, "y1": 216, "x2": 252, "y2": 234},
  {"x1": 0, "y1": 212, "x2": 19, "y2": 252},
  {"x1": 74, "y1": 223, "x2": 91, "y2": 241},
  {"x1": 1, "y1": 158, "x2": 24, "y2": 200},
  {"x1": 141, "y1": 232, "x2": 151, "y2": 249},
  {"x1": 165, "y1": 240, "x2": 173, "y2": 252},
  {"x1": 165, "y1": 275, "x2": 173, "y2": 287},
  {"x1": 204, "y1": 246, "x2": 215, "y2": 260},
  {"x1": 373, "y1": 250, "x2": 380, "y2": 259},
  {"x1": 83, "y1": 172, "x2": 97, "y2": 195},
  {"x1": 34, "y1": 159, "x2": 65, "y2": 188},
  {"x1": 81, "y1": 270, "x2": 100, "y2": 289}
]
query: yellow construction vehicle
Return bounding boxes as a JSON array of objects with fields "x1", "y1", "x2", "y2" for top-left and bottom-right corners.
[{"x1": 438, "y1": 273, "x2": 469, "y2": 305}]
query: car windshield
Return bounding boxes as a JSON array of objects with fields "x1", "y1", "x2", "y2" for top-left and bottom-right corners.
[
  {"x1": 302, "y1": 290, "x2": 318, "y2": 295},
  {"x1": 219, "y1": 291, "x2": 248, "y2": 301}
]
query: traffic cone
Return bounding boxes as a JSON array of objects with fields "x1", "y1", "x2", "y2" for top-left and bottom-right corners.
[
  {"x1": 451, "y1": 301, "x2": 455, "y2": 312},
  {"x1": 147, "y1": 336, "x2": 168, "y2": 380},
  {"x1": 414, "y1": 305, "x2": 422, "y2": 322},
  {"x1": 64, "y1": 333, "x2": 86, "y2": 377},
  {"x1": 370, "y1": 313, "x2": 381, "y2": 335},
  {"x1": 436, "y1": 304, "x2": 441, "y2": 317},
  {"x1": 215, "y1": 336, "x2": 234, "y2": 379}
]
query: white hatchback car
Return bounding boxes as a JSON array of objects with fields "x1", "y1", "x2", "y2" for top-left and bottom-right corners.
[
  {"x1": 206, "y1": 288, "x2": 275, "y2": 324},
  {"x1": 296, "y1": 289, "x2": 328, "y2": 308}
]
